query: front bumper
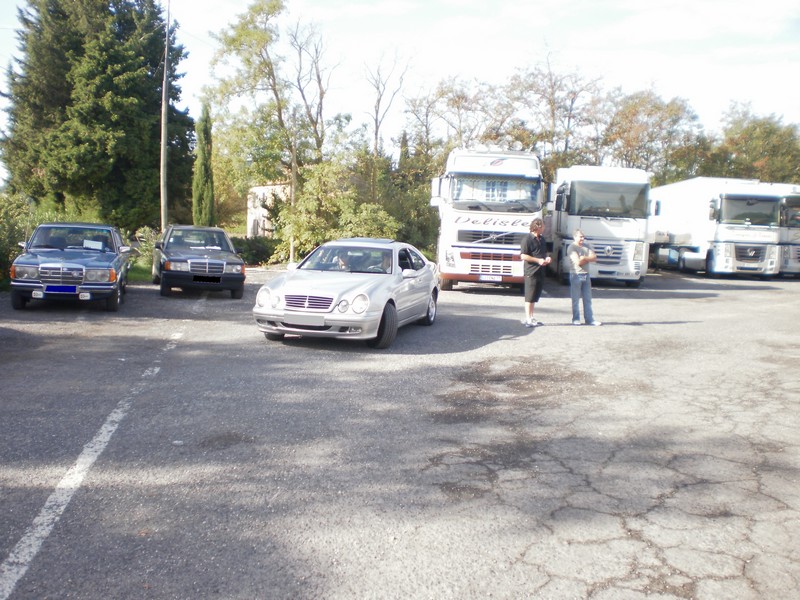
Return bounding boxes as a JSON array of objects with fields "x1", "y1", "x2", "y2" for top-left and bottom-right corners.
[
  {"x1": 161, "y1": 271, "x2": 245, "y2": 291},
  {"x1": 253, "y1": 306, "x2": 383, "y2": 340},
  {"x1": 11, "y1": 281, "x2": 119, "y2": 301}
]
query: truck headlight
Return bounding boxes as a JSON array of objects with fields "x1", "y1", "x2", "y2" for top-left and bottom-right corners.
[
  {"x1": 633, "y1": 243, "x2": 645, "y2": 262},
  {"x1": 445, "y1": 250, "x2": 455, "y2": 267}
]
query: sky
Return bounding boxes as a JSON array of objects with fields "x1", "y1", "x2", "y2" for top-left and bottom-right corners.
[{"x1": 1, "y1": 0, "x2": 800, "y2": 179}]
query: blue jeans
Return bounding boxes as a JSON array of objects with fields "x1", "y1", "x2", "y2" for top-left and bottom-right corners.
[{"x1": 569, "y1": 272, "x2": 594, "y2": 323}]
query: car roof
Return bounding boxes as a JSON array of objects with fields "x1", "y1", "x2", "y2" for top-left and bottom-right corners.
[
  {"x1": 325, "y1": 237, "x2": 397, "y2": 247},
  {"x1": 167, "y1": 224, "x2": 227, "y2": 232},
  {"x1": 39, "y1": 222, "x2": 114, "y2": 229}
]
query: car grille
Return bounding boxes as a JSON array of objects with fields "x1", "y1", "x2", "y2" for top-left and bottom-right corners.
[
  {"x1": 284, "y1": 295, "x2": 334, "y2": 310},
  {"x1": 189, "y1": 260, "x2": 225, "y2": 275},
  {"x1": 735, "y1": 245, "x2": 765, "y2": 263},
  {"x1": 39, "y1": 265, "x2": 84, "y2": 284}
]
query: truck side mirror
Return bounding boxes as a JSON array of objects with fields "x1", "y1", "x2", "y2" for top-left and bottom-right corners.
[{"x1": 709, "y1": 199, "x2": 719, "y2": 220}]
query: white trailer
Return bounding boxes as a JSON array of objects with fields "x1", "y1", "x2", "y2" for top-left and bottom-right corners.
[
  {"x1": 545, "y1": 165, "x2": 650, "y2": 287},
  {"x1": 430, "y1": 149, "x2": 544, "y2": 290},
  {"x1": 778, "y1": 184, "x2": 800, "y2": 276},
  {"x1": 649, "y1": 177, "x2": 781, "y2": 276}
]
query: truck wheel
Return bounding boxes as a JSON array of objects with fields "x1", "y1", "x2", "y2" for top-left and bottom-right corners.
[
  {"x1": 705, "y1": 253, "x2": 717, "y2": 277},
  {"x1": 439, "y1": 277, "x2": 453, "y2": 291},
  {"x1": 556, "y1": 253, "x2": 568, "y2": 285}
]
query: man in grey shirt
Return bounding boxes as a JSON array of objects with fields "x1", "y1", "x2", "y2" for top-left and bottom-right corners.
[{"x1": 567, "y1": 229, "x2": 601, "y2": 326}]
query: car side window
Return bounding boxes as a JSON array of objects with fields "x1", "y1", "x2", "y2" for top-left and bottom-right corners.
[
  {"x1": 398, "y1": 249, "x2": 413, "y2": 271},
  {"x1": 407, "y1": 249, "x2": 426, "y2": 271}
]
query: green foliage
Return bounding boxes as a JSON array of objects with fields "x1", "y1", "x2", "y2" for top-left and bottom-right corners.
[
  {"x1": 272, "y1": 161, "x2": 400, "y2": 261},
  {"x1": 1, "y1": 0, "x2": 195, "y2": 232},
  {"x1": 230, "y1": 236, "x2": 278, "y2": 265},
  {"x1": 192, "y1": 104, "x2": 216, "y2": 225},
  {"x1": 132, "y1": 225, "x2": 160, "y2": 269}
]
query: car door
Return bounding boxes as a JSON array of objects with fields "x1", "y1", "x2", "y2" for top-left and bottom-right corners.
[{"x1": 396, "y1": 247, "x2": 431, "y2": 320}]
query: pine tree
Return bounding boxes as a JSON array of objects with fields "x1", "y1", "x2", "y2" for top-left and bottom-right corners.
[
  {"x1": 0, "y1": 0, "x2": 195, "y2": 231},
  {"x1": 192, "y1": 103, "x2": 215, "y2": 226}
]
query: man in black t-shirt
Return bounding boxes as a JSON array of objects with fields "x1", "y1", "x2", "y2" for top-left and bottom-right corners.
[{"x1": 519, "y1": 218, "x2": 551, "y2": 327}]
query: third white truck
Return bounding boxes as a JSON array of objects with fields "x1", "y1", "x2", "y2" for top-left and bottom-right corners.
[
  {"x1": 545, "y1": 165, "x2": 651, "y2": 287},
  {"x1": 649, "y1": 177, "x2": 781, "y2": 276}
]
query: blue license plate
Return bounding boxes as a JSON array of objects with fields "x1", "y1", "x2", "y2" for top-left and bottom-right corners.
[{"x1": 46, "y1": 285, "x2": 77, "y2": 294}]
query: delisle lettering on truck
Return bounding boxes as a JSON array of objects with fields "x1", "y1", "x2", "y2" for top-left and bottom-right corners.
[{"x1": 454, "y1": 216, "x2": 533, "y2": 227}]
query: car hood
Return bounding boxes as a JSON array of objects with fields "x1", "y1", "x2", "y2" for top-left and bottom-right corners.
[
  {"x1": 15, "y1": 249, "x2": 121, "y2": 267},
  {"x1": 163, "y1": 249, "x2": 242, "y2": 262},
  {"x1": 275, "y1": 269, "x2": 394, "y2": 299}
]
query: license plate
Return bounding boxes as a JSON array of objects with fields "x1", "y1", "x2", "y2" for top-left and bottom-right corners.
[
  {"x1": 478, "y1": 275, "x2": 502, "y2": 282},
  {"x1": 46, "y1": 285, "x2": 77, "y2": 294},
  {"x1": 284, "y1": 312, "x2": 325, "y2": 326},
  {"x1": 193, "y1": 275, "x2": 221, "y2": 283}
]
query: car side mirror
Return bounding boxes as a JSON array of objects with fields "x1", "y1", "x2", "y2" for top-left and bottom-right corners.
[
  {"x1": 401, "y1": 268, "x2": 416, "y2": 278},
  {"x1": 154, "y1": 241, "x2": 163, "y2": 249}
]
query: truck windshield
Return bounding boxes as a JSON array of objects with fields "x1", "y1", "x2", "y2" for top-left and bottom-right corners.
[
  {"x1": 719, "y1": 195, "x2": 779, "y2": 226},
  {"x1": 450, "y1": 177, "x2": 542, "y2": 213},
  {"x1": 570, "y1": 181, "x2": 648, "y2": 218},
  {"x1": 781, "y1": 196, "x2": 800, "y2": 228}
]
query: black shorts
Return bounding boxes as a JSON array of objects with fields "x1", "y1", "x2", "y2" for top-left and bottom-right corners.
[{"x1": 524, "y1": 269, "x2": 544, "y2": 302}]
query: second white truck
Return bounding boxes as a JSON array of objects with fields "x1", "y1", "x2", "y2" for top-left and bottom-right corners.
[{"x1": 545, "y1": 165, "x2": 651, "y2": 287}]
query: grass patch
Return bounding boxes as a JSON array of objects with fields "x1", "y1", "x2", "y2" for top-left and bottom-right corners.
[{"x1": 128, "y1": 262, "x2": 152, "y2": 283}]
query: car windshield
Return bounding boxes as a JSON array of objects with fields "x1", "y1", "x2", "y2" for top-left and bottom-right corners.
[
  {"x1": 29, "y1": 226, "x2": 114, "y2": 251},
  {"x1": 166, "y1": 230, "x2": 233, "y2": 251},
  {"x1": 300, "y1": 246, "x2": 393, "y2": 273}
]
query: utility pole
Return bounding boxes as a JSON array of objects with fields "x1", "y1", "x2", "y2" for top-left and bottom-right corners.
[{"x1": 159, "y1": 0, "x2": 170, "y2": 231}]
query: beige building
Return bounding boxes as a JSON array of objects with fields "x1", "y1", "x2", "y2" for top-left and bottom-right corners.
[{"x1": 247, "y1": 184, "x2": 289, "y2": 238}]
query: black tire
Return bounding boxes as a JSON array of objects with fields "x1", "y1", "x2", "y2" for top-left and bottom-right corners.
[
  {"x1": 160, "y1": 280, "x2": 171, "y2": 297},
  {"x1": 417, "y1": 291, "x2": 437, "y2": 326},
  {"x1": 439, "y1": 277, "x2": 453, "y2": 291},
  {"x1": 152, "y1": 264, "x2": 161, "y2": 284},
  {"x1": 556, "y1": 252, "x2": 568, "y2": 285},
  {"x1": 265, "y1": 332, "x2": 285, "y2": 341},
  {"x1": 625, "y1": 278, "x2": 643, "y2": 288},
  {"x1": 231, "y1": 286, "x2": 244, "y2": 299},
  {"x1": 705, "y1": 253, "x2": 717, "y2": 277},
  {"x1": 367, "y1": 303, "x2": 398, "y2": 349},
  {"x1": 105, "y1": 285, "x2": 121, "y2": 312},
  {"x1": 11, "y1": 291, "x2": 27, "y2": 310}
]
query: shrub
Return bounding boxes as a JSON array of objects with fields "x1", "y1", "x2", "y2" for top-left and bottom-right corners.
[{"x1": 231, "y1": 236, "x2": 277, "y2": 266}]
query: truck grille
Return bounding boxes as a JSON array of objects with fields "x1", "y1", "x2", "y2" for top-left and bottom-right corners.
[
  {"x1": 469, "y1": 264, "x2": 513, "y2": 275},
  {"x1": 284, "y1": 295, "x2": 334, "y2": 310},
  {"x1": 463, "y1": 252, "x2": 518, "y2": 262},
  {"x1": 39, "y1": 265, "x2": 84, "y2": 284},
  {"x1": 189, "y1": 260, "x2": 225, "y2": 275},
  {"x1": 592, "y1": 243, "x2": 624, "y2": 265},
  {"x1": 735, "y1": 245, "x2": 765, "y2": 263},
  {"x1": 458, "y1": 230, "x2": 525, "y2": 246}
]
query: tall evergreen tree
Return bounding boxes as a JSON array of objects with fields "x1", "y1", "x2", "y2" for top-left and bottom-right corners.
[
  {"x1": 1, "y1": 0, "x2": 195, "y2": 231},
  {"x1": 192, "y1": 103, "x2": 215, "y2": 226}
]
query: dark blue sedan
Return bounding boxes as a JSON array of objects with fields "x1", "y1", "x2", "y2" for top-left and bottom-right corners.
[{"x1": 10, "y1": 222, "x2": 132, "y2": 311}]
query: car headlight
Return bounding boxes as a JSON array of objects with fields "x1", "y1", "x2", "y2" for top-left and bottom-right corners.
[
  {"x1": 256, "y1": 287, "x2": 271, "y2": 308},
  {"x1": 351, "y1": 293, "x2": 369, "y2": 314},
  {"x1": 85, "y1": 268, "x2": 115, "y2": 283},
  {"x1": 225, "y1": 263, "x2": 245, "y2": 274},
  {"x1": 11, "y1": 265, "x2": 39, "y2": 280},
  {"x1": 165, "y1": 260, "x2": 189, "y2": 272}
]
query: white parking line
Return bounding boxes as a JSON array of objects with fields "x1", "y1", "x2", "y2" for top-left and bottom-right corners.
[{"x1": 0, "y1": 332, "x2": 183, "y2": 600}]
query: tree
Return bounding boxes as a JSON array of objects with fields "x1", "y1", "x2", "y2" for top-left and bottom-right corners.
[
  {"x1": 1, "y1": 0, "x2": 195, "y2": 231},
  {"x1": 604, "y1": 89, "x2": 702, "y2": 182},
  {"x1": 192, "y1": 103, "x2": 215, "y2": 225},
  {"x1": 704, "y1": 105, "x2": 800, "y2": 183}
]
